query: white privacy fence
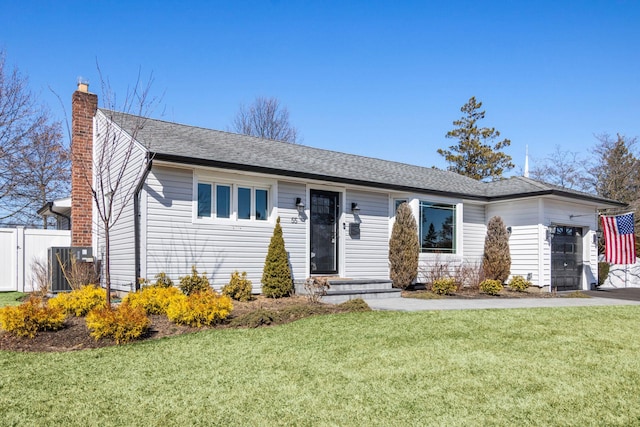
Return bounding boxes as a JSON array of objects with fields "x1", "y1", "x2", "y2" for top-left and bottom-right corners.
[{"x1": 0, "y1": 227, "x2": 71, "y2": 292}]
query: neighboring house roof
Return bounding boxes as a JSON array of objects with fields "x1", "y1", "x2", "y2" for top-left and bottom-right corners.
[{"x1": 101, "y1": 109, "x2": 625, "y2": 207}]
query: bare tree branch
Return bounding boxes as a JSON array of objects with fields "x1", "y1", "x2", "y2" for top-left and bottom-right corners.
[{"x1": 230, "y1": 96, "x2": 300, "y2": 143}]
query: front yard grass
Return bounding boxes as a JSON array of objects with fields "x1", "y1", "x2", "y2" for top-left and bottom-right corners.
[
  {"x1": 0, "y1": 292, "x2": 26, "y2": 307},
  {"x1": 2, "y1": 305, "x2": 640, "y2": 426}
]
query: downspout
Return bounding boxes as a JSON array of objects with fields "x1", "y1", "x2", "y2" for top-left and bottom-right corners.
[{"x1": 134, "y1": 156, "x2": 153, "y2": 291}]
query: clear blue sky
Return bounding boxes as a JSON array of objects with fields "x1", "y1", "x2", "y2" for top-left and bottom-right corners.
[{"x1": 1, "y1": 1, "x2": 638, "y2": 173}]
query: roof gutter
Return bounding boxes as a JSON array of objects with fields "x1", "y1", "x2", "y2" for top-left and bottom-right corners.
[{"x1": 134, "y1": 156, "x2": 154, "y2": 291}]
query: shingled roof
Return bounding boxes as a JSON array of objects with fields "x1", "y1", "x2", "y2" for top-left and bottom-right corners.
[{"x1": 101, "y1": 109, "x2": 625, "y2": 207}]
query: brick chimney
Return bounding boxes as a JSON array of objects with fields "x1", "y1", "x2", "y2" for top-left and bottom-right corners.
[{"x1": 71, "y1": 81, "x2": 98, "y2": 247}]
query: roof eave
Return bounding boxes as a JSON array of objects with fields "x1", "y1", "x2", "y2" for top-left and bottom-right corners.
[
  {"x1": 487, "y1": 189, "x2": 627, "y2": 208},
  {"x1": 151, "y1": 152, "x2": 489, "y2": 201}
]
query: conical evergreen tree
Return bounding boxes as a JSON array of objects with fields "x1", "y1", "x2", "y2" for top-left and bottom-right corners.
[
  {"x1": 483, "y1": 216, "x2": 511, "y2": 282},
  {"x1": 389, "y1": 203, "x2": 419, "y2": 289},
  {"x1": 262, "y1": 217, "x2": 293, "y2": 298}
]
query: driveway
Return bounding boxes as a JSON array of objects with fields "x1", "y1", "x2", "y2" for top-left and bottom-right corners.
[{"x1": 366, "y1": 289, "x2": 640, "y2": 311}]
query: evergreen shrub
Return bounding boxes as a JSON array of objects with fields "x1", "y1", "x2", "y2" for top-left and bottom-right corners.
[
  {"x1": 388, "y1": 202, "x2": 419, "y2": 289},
  {"x1": 262, "y1": 217, "x2": 293, "y2": 298},
  {"x1": 86, "y1": 304, "x2": 150, "y2": 344},
  {"x1": 431, "y1": 278, "x2": 458, "y2": 295},
  {"x1": 48, "y1": 285, "x2": 107, "y2": 317},
  {"x1": 179, "y1": 266, "x2": 211, "y2": 295},
  {"x1": 222, "y1": 271, "x2": 253, "y2": 302},
  {"x1": 480, "y1": 279, "x2": 503, "y2": 296},
  {"x1": 154, "y1": 272, "x2": 174, "y2": 288},
  {"x1": 483, "y1": 216, "x2": 511, "y2": 282},
  {"x1": 0, "y1": 296, "x2": 66, "y2": 338},
  {"x1": 123, "y1": 285, "x2": 182, "y2": 315},
  {"x1": 509, "y1": 275, "x2": 531, "y2": 292},
  {"x1": 166, "y1": 290, "x2": 233, "y2": 327}
]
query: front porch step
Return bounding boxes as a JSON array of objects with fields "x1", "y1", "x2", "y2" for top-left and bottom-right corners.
[{"x1": 295, "y1": 278, "x2": 401, "y2": 304}]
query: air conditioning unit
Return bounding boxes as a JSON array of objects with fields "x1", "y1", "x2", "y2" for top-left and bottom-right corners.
[{"x1": 48, "y1": 247, "x2": 94, "y2": 293}]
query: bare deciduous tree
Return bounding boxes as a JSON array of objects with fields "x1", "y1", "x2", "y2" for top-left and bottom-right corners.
[
  {"x1": 0, "y1": 50, "x2": 62, "y2": 224},
  {"x1": 86, "y1": 68, "x2": 159, "y2": 306},
  {"x1": 530, "y1": 145, "x2": 590, "y2": 192},
  {"x1": 230, "y1": 96, "x2": 300, "y2": 143},
  {"x1": 17, "y1": 121, "x2": 69, "y2": 227}
]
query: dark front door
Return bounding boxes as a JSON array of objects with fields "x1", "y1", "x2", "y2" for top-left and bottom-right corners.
[
  {"x1": 551, "y1": 226, "x2": 583, "y2": 291},
  {"x1": 310, "y1": 190, "x2": 339, "y2": 275}
]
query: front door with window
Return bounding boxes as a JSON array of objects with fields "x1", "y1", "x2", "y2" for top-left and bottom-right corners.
[
  {"x1": 310, "y1": 190, "x2": 339, "y2": 275},
  {"x1": 551, "y1": 226, "x2": 583, "y2": 291}
]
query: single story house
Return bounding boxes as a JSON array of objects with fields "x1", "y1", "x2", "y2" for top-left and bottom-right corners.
[{"x1": 69, "y1": 83, "x2": 624, "y2": 294}]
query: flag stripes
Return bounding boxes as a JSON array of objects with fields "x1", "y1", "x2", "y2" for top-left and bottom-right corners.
[{"x1": 601, "y1": 213, "x2": 636, "y2": 265}]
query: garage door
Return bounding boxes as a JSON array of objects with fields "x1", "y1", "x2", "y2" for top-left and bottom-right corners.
[{"x1": 551, "y1": 226, "x2": 583, "y2": 291}]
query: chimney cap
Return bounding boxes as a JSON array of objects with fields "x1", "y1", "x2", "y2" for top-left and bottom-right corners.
[{"x1": 76, "y1": 76, "x2": 89, "y2": 93}]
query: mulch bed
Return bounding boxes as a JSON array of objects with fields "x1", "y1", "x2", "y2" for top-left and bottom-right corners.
[{"x1": 0, "y1": 296, "x2": 357, "y2": 353}]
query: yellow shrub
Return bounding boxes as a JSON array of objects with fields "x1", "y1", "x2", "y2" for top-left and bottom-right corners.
[
  {"x1": 0, "y1": 297, "x2": 66, "y2": 338},
  {"x1": 480, "y1": 279, "x2": 503, "y2": 296},
  {"x1": 166, "y1": 290, "x2": 233, "y2": 327},
  {"x1": 123, "y1": 286, "x2": 182, "y2": 315},
  {"x1": 86, "y1": 304, "x2": 150, "y2": 344},
  {"x1": 48, "y1": 285, "x2": 107, "y2": 317}
]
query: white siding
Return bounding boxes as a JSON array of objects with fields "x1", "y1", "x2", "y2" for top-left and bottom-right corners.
[
  {"x1": 345, "y1": 190, "x2": 390, "y2": 279},
  {"x1": 488, "y1": 197, "x2": 599, "y2": 290},
  {"x1": 144, "y1": 165, "x2": 279, "y2": 291},
  {"x1": 277, "y1": 181, "x2": 307, "y2": 282},
  {"x1": 543, "y1": 199, "x2": 599, "y2": 289},
  {"x1": 462, "y1": 203, "x2": 486, "y2": 263},
  {"x1": 94, "y1": 112, "x2": 148, "y2": 291},
  {"x1": 488, "y1": 199, "x2": 543, "y2": 286}
]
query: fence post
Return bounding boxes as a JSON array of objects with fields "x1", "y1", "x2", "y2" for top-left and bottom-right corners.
[{"x1": 16, "y1": 226, "x2": 25, "y2": 292}]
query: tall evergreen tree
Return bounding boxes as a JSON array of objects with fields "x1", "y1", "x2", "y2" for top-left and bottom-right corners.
[
  {"x1": 439, "y1": 97, "x2": 513, "y2": 181},
  {"x1": 389, "y1": 203, "x2": 419, "y2": 289},
  {"x1": 262, "y1": 217, "x2": 293, "y2": 298},
  {"x1": 483, "y1": 216, "x2": 511, "y2": 282}
]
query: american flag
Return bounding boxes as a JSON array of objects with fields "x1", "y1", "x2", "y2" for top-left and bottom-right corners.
[{"x1": 601, "y1": 213, "x2": 636, "y2": 264}]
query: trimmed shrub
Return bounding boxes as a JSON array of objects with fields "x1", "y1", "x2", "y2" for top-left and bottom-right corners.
[
  {"x1": 179, "y1": 266, "x2": 211, "y2": 296},
  {"x1": 431, "y1": 278, "x2": 457, "y2": 295},
  {"x1": 166, "y1": 290, "x2": 233, "y2": 327},
  {"x1": 338, "y1": 298, "x2": 372, "y2": 312},
  {"x1": 222, "y1": 271, "x2": 253, "y2": 302},
  {"x1": 480, "y1": 279, "x2": 503, "y2": 296},
  {"x1": 86, "y1": 304, "x2": 150, "y2": 344},
  {"x1": 154, "y1": 272, "x2": 174, "y2": 288},
  {"x1": 48, "y1": 285, "x2": 107, "y2": 317},
  {"x1": 598, "y1": 262, "x2": 610, "y2": 287},
  {"x1": 0, "y1": 297, "x2": 66, "y2": 338},
  {"x1": 262, "y1": 217, "x2": 293, "y2": 298},
  {"x1": 509, "y1": 275, "x2": 531, "y2": 292},
  {"x1": 389, "y1": 202, "x2": 419, "y2": 289},
  {"x1": 483, "y1": 216, "x2": 511, "y2": 282},
  {"x1": 123, "y1": 285, "x2": 182, "y2": 315}
]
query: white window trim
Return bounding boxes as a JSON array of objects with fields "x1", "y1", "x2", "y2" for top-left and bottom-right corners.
[
  {"x1": 418, "y1": 200, "x2": 459, "y2": 255},
  {"x1": 193, "y1": 172, "x2": 274, "y2": 223}
]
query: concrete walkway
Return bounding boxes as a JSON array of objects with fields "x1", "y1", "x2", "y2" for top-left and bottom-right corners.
[{"x1": 367, "y1": 289, "x2": 640, "y2": 311}]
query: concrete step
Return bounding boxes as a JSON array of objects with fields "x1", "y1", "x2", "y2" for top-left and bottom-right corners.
[
  {"x1": 295, "y1": 278, "x2": 400, "y2": 304},
  {"x1": 322, "y1": 288, "x2": 402, "y2": 304}
]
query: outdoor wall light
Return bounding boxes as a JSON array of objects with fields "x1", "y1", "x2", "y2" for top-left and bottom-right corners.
[
  {"x1": 506, "y1": 226, "x2": 512, "y2": 235},
  {"x1": 295, "y1": 197, "x2": 305, "y2": 213},
  {"x1": 546, "y1": 225, "x2": 557, "y2": 241},
  {"x1": 351, "y1": 202, "x2": 360, "y2": 214}
]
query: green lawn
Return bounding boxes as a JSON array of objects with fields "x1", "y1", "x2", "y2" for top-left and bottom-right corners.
[
  {"x1": 2, "y1": 306, "x2": 640, "y2": 426},
  {"x1": 0, "y1": 292, "x2": 26, "y2": 307}
]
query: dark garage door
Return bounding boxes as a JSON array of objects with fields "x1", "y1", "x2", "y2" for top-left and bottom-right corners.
[{"x1": 551, "y1": 226, "x2": 583, "y2": 291}]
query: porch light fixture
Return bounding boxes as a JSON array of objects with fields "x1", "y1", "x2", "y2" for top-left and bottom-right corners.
[
  {"x1": 506, "y1": 226, "x2": 512, "y2": 236},
  {"x1": 546, "y1": 225, "x2": 557, "y2": 241},
  {"x1": 351, "y1": 202, "x2": 360, "y2": 214},
  {"x1": 295, "y1": 197, "x2": 305, "y2": 213}
]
